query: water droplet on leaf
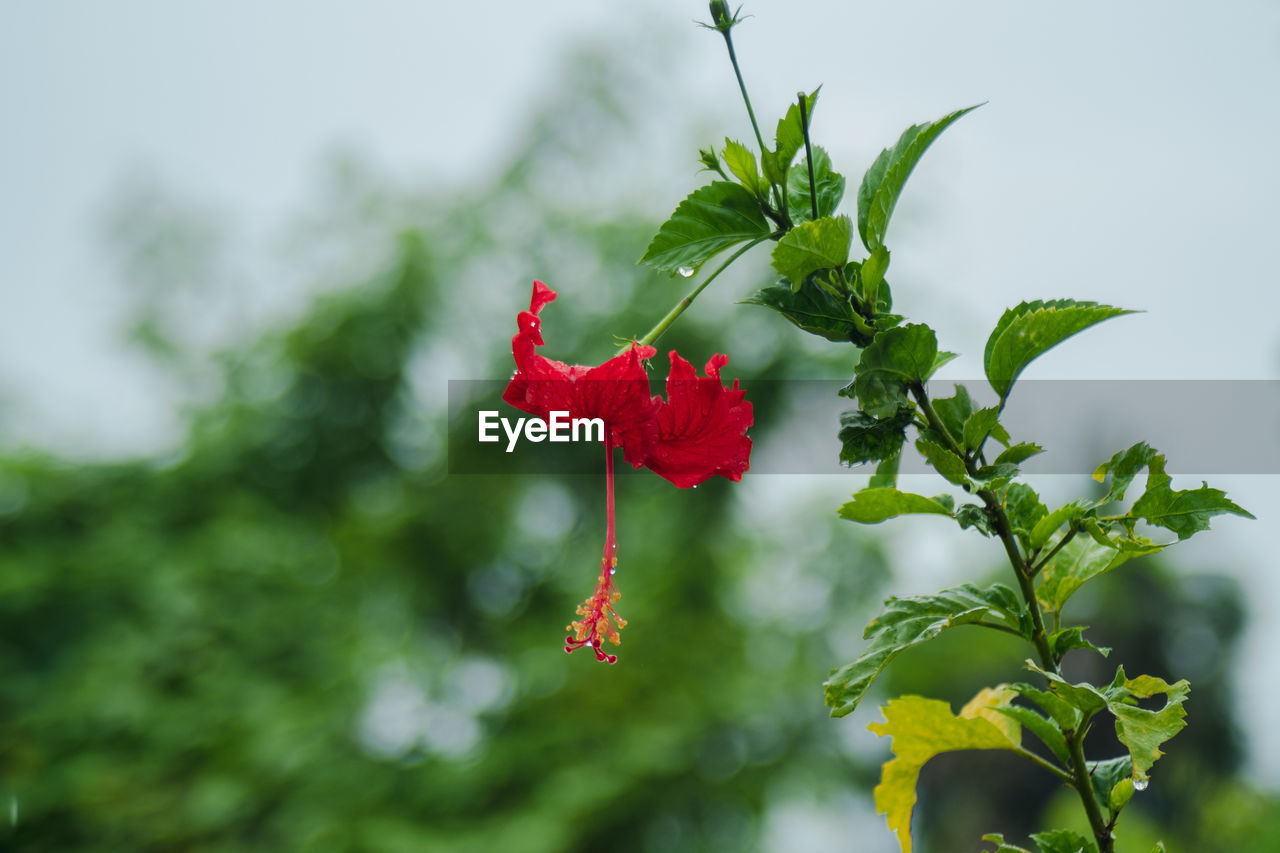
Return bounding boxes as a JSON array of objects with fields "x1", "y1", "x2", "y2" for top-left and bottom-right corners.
[
  {"x1": 1133, "y1": 778, "x2": 1149, "y2": 792},
  {"x1": 677, "y1": 266, "x2": 695, "y2": 278}
]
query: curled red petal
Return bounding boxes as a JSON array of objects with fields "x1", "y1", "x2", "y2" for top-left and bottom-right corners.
[
  {"x1": 501, "y1": 281, "x2": 660, "y2": 463},
  {"x1": 643, "y1": 351, "x2": 753, "y2": 488}
]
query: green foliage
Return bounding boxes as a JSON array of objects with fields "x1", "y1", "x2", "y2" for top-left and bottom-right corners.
[
  {"x1": 824, "y1": 584, "x2": 1023, "y2": 716},
  {"x1": 983, "y1": 299, "x2": 1135, "y2": 400},
  {"x1": 839, "y1": 408, "x2": 912, "y2": 467},
  {"x1": 770, "y1": 214, "x2": 853, "y2": 288},
  {"x1": 995, "y1": 442, "x2": 1044, "y2": 467},
  {"x1": 963, "y1": 407, "x2": 1011, "y2": 453},
  {"x1": 743, "y1": 276, "x2": 874, "y2": 343},
  {"x1": 639, "y1": 180, "x2": 771, "y2": 274},
  {"x1": 857, "y1": 104, "x2": 980, "y2": 252},
  {"x1": 837, "y1": 487, "x2": 954, "y2": 525},
  {"x1": 1125, "y1": 453, "x2": 1255, "y2": 540},
  {"x1": 1047, "y1": 627, "x2": 1110, "y2": 660},
  {"x1": 915, "y1": 438, "x2": 968, "y2": 486},
  {"x1": 848, "y1": 323, "x2": 940, "y2": 416},
  {"x1": 1028, "y1": 829, "x2": 1098, "y2": 853},
  {"x1": 785, "y1": 144, "x2": 845, "y2": 223},
  {"x1": 721, "y1": 137, "x2": 768, "y2": 197},
  {"x1": 1035, "y1": 534, "x2": 1155, "y2": 614},
  {"x1": 764, "y1": 89, "x2": 819, "y2": 187}
]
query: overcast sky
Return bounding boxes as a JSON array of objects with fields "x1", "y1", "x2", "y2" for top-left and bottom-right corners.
[{"x1": 3, "y1": 0, "x2": 1278, "y2": 789}]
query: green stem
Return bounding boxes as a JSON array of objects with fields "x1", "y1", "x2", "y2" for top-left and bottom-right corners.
[
  {"x1": 1015, "y1": 745, "x2": 1074, "y2": 786},
  {"x1": 720, "y1": 29, "x2": 768, "y2": 169},
  {"x1": 909, "y1": 381, "x2": 1055, "y2": 673},
  {"x1": 1029, "y1": 523, "x2": 1080, "y2": 579},
  {"x1": 629, "y1": 238, "x2": 768, "y2": 350},
  {"x1": 798, "y1": 92, "x2": 818, "y2": 221},
  {"x1": 718, "y1": 28, "x2": 788, "y2": 228},
  {"x1": 909, "y1": 378, "x2": 1112, "y2": 850},
  {"x1": 1069, "y1": 727, "x2": 1115, "y2": 852}
]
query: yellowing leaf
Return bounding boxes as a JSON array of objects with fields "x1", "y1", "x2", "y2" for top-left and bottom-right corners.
[
  {"x1": 869, "y1": 687, "x2": 1021, "y2": 853},
  {"x1": 1106, "y1": 670, "x2": 1191, "y2": 783}
]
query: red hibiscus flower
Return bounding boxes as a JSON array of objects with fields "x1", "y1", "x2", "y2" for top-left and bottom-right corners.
[{"x1": 503, "y1": 280, "x2": 753, "y2": 663}]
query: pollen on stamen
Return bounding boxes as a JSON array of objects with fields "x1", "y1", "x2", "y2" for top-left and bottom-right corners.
[{"x1": 563, "y1": 561, "x2": 625, "y2": 664}]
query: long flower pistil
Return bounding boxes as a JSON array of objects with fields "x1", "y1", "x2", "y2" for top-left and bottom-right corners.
[{"x1": 564, "y1": 432, "x2": 626, "y2": 664}]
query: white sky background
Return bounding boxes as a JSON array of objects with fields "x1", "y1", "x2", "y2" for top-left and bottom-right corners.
[{"x1": 3, "y1": 0, "x2": 1279, "y2": 806}]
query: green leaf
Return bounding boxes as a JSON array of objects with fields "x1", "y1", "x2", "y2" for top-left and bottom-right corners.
[
  {"x1": 786, "y1": 144, "x2": 845, "y2": 224},
  {"x1": 931, "y1": 350, "x2": 960, "y2": 374},
  {"x1": 1009, "y1": 682, "x2": 1082, "y2": 732},
  {"x1": 963, "y1": 407, "x2": 1010, "y2": 453},
  {"x1": 1000, "y1": 483, "x2": 1048, "y2": 543},
  {"x1": 955, "y1": 504, "x2": 994, "y2": 537},
  {"x1": 639, "y1": 181, "x2": 771, "y2": 275},
  {"x1": 996, "y1": 442, "x2": 1043, "y2": 467},
  {"x1": 916, "y1": 438, "x2": 968, "y2": 486},
  {"x1": 1091, "y1": 442, "x2": 1160, "y2": 505},
  {"x1": 772, "y1": 89, "x2": 820, "y2": 185},
  {"x1": 1029, "y1": 502, "x2": 1088, "y2": 550},
  {"x1": 871, "y1": 455, "x2": 901, "y2": 489},
  {"x1": 771, "y1": 215, "x2": 853, "y2": 290},
  {"x1": 1105, "y1": 668, "x2": 1191, "y2": 783},
  {"x1": 932, "y1": 384, "x2": 973, "y2": 442},
  {"x1": 1048, "y1": 626, "x2": 1110, "y2": 660},
  {"x1": 1029, "y1": 829, "x2": 1098, "y2": 853},
  {"x1": 861, "y1": 245, "x2": 890, "y2": 308},
  {"x1": 722, "y1": 138, "x2": 767, "y2": 197},
  {"x1": 1088, "y1": 755, "x2": 1134, "y2": 814},
  {"x1": 857, "y1": 104, "x2": 981, "y2": 252},
  {"x1": 825, "y1": 585, "x2": 1022, "y2": 716},
  {"x1": 982, "y1": 835, "x2": 1033, "y2": 853},
  {"x1": 851, "y1": 323, "x2": 939, "y2": 417},
  {"x1": 1109, "y1": 777, "x2": 1135, "y2": 811},
  {"x1": 837, "y1": 488, "x2": 954, "y2": 525},
  {"x1": 1128, "y1": 453, "x2": 1254, "y2": 540},
  {"x1": 1035, "y1": 534, "x2": 1158, "y2": 614},
  {"x1": 840, "y1": 409, "x2": 913, "y2": 467},
  {"x1": 984, "y1": 300, "x2": 1135, "y2": 400},
  {"x1": 1024, "y1": 660, "x2": 1108, "y2": 716},
  {"x1": 868, "y1": 687, "x2": 1021, "y2": 853},
  {"x1": 993, "y1": 704, "x2": 1071, "y2": 765},
  {"x1": 973, "y1": 463, "x2": 1020, "y2": 491},
  {"x1": 743, "y1": 278, "x2": 870, "y2": 344}
]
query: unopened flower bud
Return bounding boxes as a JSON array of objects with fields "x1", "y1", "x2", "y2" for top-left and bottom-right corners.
[{"x1": 709, "y1": 0, "x2": 731, "y2": 27}]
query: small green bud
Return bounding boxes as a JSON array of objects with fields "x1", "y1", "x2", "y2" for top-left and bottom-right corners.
[
  {"x1": 702, "y1": 0, "x2": 744, "y2": 34},
  {"x1": 709, "y1": 0, "x2": 731, "y2": 27},
  {"x1": 698, "y1": 146, "x2": 721, "y2": 173}
]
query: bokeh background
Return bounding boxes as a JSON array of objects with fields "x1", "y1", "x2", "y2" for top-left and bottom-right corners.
[{"x1": 3, "y1": 2, "x2": 1278, "y2": 850}]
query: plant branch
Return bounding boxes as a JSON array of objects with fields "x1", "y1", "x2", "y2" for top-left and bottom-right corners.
[
  {"x1": 629, "y1": 238, "x2": 769, "y2": 350},
  {"x1": 1014, "y1": 745, "x2": 1074, "y2": 786},
  {"x1": 911, "y1": 379, "x2": 1112, "y2": 849},
  {"x1": 1029, "y1": 523, "x2": 1080, "y2": 579},
  {"x1": 909, "y1": 381, "x2": 1056, "y2": 674},
  {"x1": 1069, "y1": 727, "x2": 1115, "y2": 852}
]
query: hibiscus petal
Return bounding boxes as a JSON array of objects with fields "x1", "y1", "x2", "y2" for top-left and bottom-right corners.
[
  {"x1": 502, "y1": 280, "x2": 660, "y2": 463},
  {"x1": 645, "y1": 351, "x2": 753, "y2": 488}
]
